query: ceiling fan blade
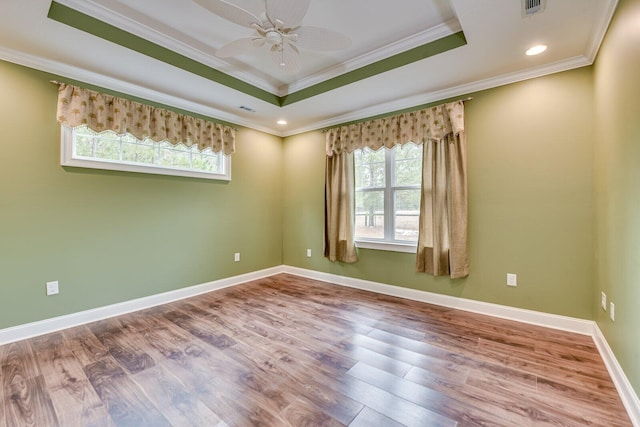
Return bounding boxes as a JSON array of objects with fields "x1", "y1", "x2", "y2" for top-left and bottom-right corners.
[
  {"x1": 265, "y1": 0, "x2": 310, "y2": 28},
  {"x1": 270, "y1": 43, "x2": 300, "y2": 74},
  {"x1": 216, "y1": 37, "x2": 258, "y2": 57},
  {"x1": 193, "y1": 0, "x2": 261, "y2": 28},
  {"x1": 295, "y1": 26, "x2": 351, "y2": 51}
]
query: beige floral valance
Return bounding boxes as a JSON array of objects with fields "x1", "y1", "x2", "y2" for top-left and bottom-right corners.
[
  {"x1": 56, "y1": 83, "x2": 235, "y2": 155},
  {"x1": 325, "y1": 101, "x2": 464, "y2": 156}
]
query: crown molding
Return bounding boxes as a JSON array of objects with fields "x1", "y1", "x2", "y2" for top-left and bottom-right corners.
[
  {"x1": 53, "y1": 0, "x2": 463, "y2": 99},
  {"x1": 279, "y1": 19, "x2": 462, "y2": 96},
  {"x1": 284, "y1": 54, "x2": 592, "y2": 136},
  {"x1": 1, "y1": 43, "x2": 592, "y2": 140},
  {"x1": 0, "y1": 46, "x2": 283, "y2": 136},
  {"x1": 585, "y1": 0, "x2": 619, "y2": 62},
  {"x1": 53, "y1": 0, "x2": 279, "y2": 94}
]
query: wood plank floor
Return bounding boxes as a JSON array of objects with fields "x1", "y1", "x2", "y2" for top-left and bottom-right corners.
[{"x1": 0, "y1": 273, "x2": 632, "y2": 426}]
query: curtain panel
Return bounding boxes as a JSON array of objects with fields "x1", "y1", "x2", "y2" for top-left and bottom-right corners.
[
  {"x1": 56, "y1": 84, "x2": 235, "y2": 155},
  {"x1": 324, "y1": 101, "x2": 468, "y2": 277},
  {"x1": 324, "y1": 152, "x2": 358, "y2": 263},
  {"x1": 416, "y1": 131, "x2": 469, "y2": 278}
]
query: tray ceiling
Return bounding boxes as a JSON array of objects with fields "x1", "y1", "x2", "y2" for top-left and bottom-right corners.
[{"x1": 0, "y1": 0, "x2": 618, "y2": 135}]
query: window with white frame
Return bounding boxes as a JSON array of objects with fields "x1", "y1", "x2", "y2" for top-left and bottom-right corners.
[
  {"x1": 61, "y1": 125, "x2": 231, "y2": 180},
  {"x1": 354, "y1": 143, "x2": 422, "y2": 252}
]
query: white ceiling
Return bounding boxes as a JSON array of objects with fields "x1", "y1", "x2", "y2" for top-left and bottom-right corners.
[{"x1": 0, "y1": 0, "x2": 617, "y2": 136}]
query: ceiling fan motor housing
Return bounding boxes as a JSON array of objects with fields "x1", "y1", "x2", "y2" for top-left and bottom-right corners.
[
  {"x1": 200, "y1": 0, "x2": 351, "y2": 74},
  {"x1": 265, "y1": 30, "x2": 282, "y2": 45}
]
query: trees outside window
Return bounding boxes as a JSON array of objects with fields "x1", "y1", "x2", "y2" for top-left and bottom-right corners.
[
  {"x1": 62, "y1": 125, "x2": 231, "y2": 181},
  {"x1": 354, "y1": 144, "x2": 422, "y2": 245}
]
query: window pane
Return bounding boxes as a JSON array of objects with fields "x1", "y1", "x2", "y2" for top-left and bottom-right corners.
[
  {"x1": 94, "y1": 135, "x2": 120, "y2": 160},
  {"x1": 191, "y1": 152, "x2": 221, "y2": 172},
  {"x1": 395, "y1": 189, "x2": 420, "y2": 241},
  {"x1": 66, "y1": 125, "x2": 230, "y2": 180},
  {"x1": 394, "y1": 143, "x2": 422, "y2": 186},
  {"x1": 355, "y1": 148, "x2": 385, "y2": 188},
  {"x1": 74, "y1": 134, "x2": 94, "y2": 157},
  {"x1": 355, "y1": 190, "x2": 384, "y2": 239},
  {"x1": 158, "y1": 143, "x2": 190, "y2": 168},
  {"x1": 122, "y1": 140, "x2": 155, "y2": 164}
]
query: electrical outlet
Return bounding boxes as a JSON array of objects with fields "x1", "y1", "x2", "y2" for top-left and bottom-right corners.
[
  {"x1": 506, "y1": 273, "x2": 517, "y2": 287},
  {"x1": 306, "y1": 248, "x2": 312, "y2": 257},
  {"x1": 46, "y1": 280, "x2": 59, "y2": 296},
  {"x1": 610, "y1": 302, "x2": 615, "y2": 321},
  {"x1": 234, "y1": 252, "x2": 240, "y2": 262},
  {"x1": 601, "y1": 292, "x2": 607, "y2": 310}
]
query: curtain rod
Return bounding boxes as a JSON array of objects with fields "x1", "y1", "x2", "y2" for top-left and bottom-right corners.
[
  {"x1": 52, "y1": 81, "x2": 472, "y2": 134},
  {"x1": 320, "y1": 97, "x2": 473, "y2": 132}
]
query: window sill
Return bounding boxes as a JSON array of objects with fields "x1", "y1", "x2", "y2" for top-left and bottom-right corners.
[
  {"x1": 61, "y1": 157, "x2": 231, "y2": 181},
  {"x1": 355, "y1": 240, "x2": 417, "y2": 254}
]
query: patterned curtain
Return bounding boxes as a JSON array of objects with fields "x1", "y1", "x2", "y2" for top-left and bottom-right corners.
[
  {"x1": 325, "y1": 101, "x2": 464, "y2": 155},
  {"x1": 56, "y1": 84, "x2": 235, "y2": 155},
  {"x1": 324, "y1": 101, "x2": 468, "y2": 277},
  {"x1": 324, "y1": 151, "x2": 358, "y2": 263}
]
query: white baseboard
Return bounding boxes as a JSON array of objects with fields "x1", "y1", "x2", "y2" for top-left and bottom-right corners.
[
  {"x1": 1, "y1": 264, "x2": 591, "y2": 343},
  {"x1": 282, "y1": 266, "x2": 594, "y2": 335},
  {"x1": 1, "y1": 264, "x2": 637, "y2": 426},
  {"x1": 281, "y1": 266, "x2": 639, "y2": 426},
  {"x1": 0, "y1": 266, "x2": 283, "y2": 346},
  {"x1": 592, "y1": 324, "x2": 640, "y2": 427}
]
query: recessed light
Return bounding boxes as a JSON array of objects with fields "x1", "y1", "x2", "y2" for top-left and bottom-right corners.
[
  {"x1": 526, "y1": 44, "x2": 547, "y2": 56},
  {"x1": 277, "y1": 120, "x2": 287, "y2": 125}
]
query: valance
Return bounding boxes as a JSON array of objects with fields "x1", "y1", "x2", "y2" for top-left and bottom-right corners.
[
  {"x1": 323, "y1": 99, "x2": 468, "y2": 278},
  {"x1": 56, "y1": 83, "x2": 235, "y2": 155},
  {"x1": 325, "y1": 101, "x2": 464, "y2": 156}
]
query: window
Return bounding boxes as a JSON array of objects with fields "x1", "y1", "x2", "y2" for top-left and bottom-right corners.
[
  {"x1": 61, "y1": 125, "x2": 231, "y2": 180},
  {"x1": 354, "y1": 143, "x2": 422, "y2": 252}
]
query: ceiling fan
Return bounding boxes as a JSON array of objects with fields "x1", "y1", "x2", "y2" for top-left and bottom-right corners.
[{"x1": 194, "y1": 0, "x2": 351, "y2": 74}]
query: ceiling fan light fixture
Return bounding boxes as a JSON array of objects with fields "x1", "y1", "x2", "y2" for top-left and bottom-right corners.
[{"x1": 265, "y1": 30, "x2": 282, "y2": 45}]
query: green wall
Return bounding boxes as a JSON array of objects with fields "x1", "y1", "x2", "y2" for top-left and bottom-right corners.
[
  {"x1": 593, "y1": 0, "x2": 640, "y2": 395},
  {"x1": 0, "y1": 60, "x2": 283, "y2": 329},
  {"x1": 283, "y1": 67, "x2": 596, "y2": 320},
  {"x1": 1, "y1": 1, "x2": 638, "y2": 399}
]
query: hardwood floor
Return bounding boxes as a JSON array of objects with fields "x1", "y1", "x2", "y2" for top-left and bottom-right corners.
[{"x1": 0, "y1": 273, "x2": 632, "y2": 426}]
